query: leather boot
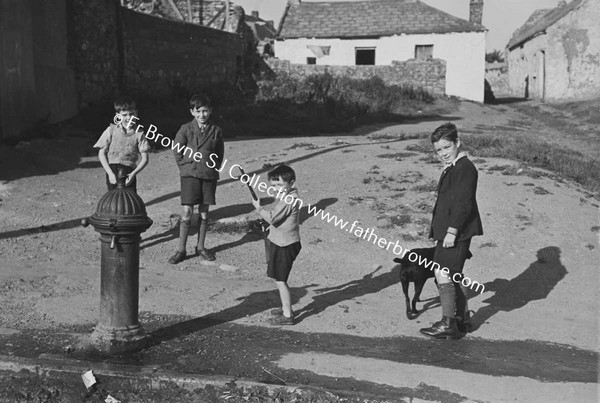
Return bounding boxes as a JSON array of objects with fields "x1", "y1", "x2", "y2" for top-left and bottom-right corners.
[
  {"x1": 457, "y1": 310, "x2": 473, "y2": 333},
  {"x1": 420, "y1": 316, "x2": 458, "y2": 340}
]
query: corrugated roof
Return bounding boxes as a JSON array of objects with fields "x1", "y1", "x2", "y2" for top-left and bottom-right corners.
[
  {"x1": 507, "y1": 0, "x2": 585, "y2": 50},
  {"x1": 277, "y1": 0, "x2": 486, "y2": 39}
]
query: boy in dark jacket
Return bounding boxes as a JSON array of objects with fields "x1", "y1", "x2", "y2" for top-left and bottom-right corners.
[
  {"x1": 168, "y1": 94, "x2": 224, "y2": 264},
  {"x1": 420, "y1": 122, "x2": 483, "y2": 339}
]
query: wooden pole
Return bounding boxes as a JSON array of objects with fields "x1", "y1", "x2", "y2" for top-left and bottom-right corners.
[{"x1": 186, "y1": 0, "x2": 192, "y2": 22}]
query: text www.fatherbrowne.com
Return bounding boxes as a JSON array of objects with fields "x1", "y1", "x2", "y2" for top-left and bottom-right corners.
[
  {"x1": 116, "y1": 114, "x2": 485, "y2": 294},
  {"x1": 268, "y1": 189, "x2": 485, "y2": 294}
]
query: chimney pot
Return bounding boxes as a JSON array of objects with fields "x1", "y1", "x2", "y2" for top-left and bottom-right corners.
[{"x1": 251, "y1": 10, "x2": 259, "y2": 18}]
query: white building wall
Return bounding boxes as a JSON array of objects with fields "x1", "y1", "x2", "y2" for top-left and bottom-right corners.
[
  {"x1": 274, "y1": 31, "x2": 486, "y2": 102},
  {"x1": 507, "y1": 0, "x2": 599, "y2": 101}
]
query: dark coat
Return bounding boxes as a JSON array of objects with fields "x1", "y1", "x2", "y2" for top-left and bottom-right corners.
[
  {"x1": 173, "y1": 120, "x2": 224, "y2": 180},
  {"x1": 429, "y1": 156, "x2": 483, "y2": 242}
]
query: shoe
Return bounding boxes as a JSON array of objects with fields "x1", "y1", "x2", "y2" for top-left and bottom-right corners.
[
  {"x1": 168, "y1": 250, "x2": 186, "y2": 264},
  {"x1": 195, "y1": 247, "x2": 216, "y2": 261},
  {"x1": 268, "y1": 314, "x2": 294, "y2": 325},
  {"x1": 270, "y1": 308, "x2": 295, "y2": 316},
  {"x1": 457, "y1": 310, "x2": 474, "y2": 333},
  {"x1": 419, "y1": 316, "x2": 458, "y2": 340}
]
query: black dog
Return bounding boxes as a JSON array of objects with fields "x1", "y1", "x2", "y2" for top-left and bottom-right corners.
[{"x1": 393, "y1": 247, "x2": 472, "y2": 320}]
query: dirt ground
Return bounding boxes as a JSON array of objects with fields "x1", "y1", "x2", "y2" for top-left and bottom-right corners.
[{"x1": 0, "y1": 99, "x2": 598, "y2": 401}]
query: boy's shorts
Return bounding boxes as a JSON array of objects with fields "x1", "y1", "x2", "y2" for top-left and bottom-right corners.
[
  {"x1": 266, "y1": 240, "x2": 302, "y2": 283},
  {"x1": 107, "y1": 163, "x2": 137, "y2": 192},
  {"x1": 433, "y1": 238, "x2": 472, "y2": 281},
  {"x1": 180, "y1": 177, "x2": 217, "y2": 205}
]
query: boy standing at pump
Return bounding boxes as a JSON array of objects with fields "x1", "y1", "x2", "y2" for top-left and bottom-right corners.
[
  {"x1": 95, "y1": 96, "x2": 150, "y2": 192},
  {"x1": 169, "y1": 94, "x2": 225, "y2": 264}
]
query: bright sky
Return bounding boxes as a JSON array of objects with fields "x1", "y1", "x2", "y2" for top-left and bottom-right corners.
[{"x1": 234, "y1": 0, "x2": 562, "y2": 51}]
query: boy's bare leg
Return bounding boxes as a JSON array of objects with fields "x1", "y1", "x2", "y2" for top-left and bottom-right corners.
[
  {"x1": 276, "y1": 281, "x2": 292, "y2": 318},
  {"x1": 196, "y1": 204, "x2": 215, "y2": 260}
]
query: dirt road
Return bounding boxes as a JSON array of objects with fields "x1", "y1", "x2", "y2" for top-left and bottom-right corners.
[{"x1": 0, "y1": 100, "x2": 598, "y2": 402}]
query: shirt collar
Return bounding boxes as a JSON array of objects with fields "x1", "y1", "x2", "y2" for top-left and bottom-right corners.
[
  {"x1": 445, "y1": 152, "x2": 467, "y2": 169},
  {"x1": 118, "y1": 123, "x2": 135, "y2": 134},
  {"x1": 196, "y1": 121, "x2": 210, "y2": 132}
]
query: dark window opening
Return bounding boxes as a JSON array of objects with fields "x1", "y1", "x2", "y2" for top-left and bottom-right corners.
[
  {"x1": 415, "y1": 45, "x2": 434, "y2": 60},
  {"x1": 307, "y1": 57, "x2": 316, "y2": 65},
  {"x1": 355, "y1": 48, "x2": 375, "y2": 65}
]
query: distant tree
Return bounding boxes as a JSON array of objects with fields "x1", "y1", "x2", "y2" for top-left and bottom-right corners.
[{"x1": 485, "y1": 50, "x2": 505, "y2": 63}]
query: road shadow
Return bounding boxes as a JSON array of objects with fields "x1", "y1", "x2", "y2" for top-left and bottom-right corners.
[
  {"x1": 150, "y1": 284, "x2": 316, "y2": 343},
  {"x1": 139, "y1": 201, "x2": 272, "y2": 251},
  {"x1": 470, "y1": 246, "x2": 567, "y2": 331},
  {"x1": 294, "y1": 264, "x2": 401, "y2": 323},
  {"x1": 490, "y1": 97, "x2": 528, "y2": 105},
  {"x1": 141, "y1": 197, "x2": 339, "y2": 255},
  {"x1": 299, "y1": 197, "x2": 338, "y2": 224},
  {"x1": 206, "y1": 197, "x2": 339, "y2": 255}
]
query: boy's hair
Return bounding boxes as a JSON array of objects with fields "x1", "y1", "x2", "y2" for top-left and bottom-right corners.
[
  {"x1": 114, "y1": 96, "x2": 137, "y2": 113},
  {"x1": 431, "y1": 122, "x2": 458, "y2": 143},
  {"x1": 268, "y1": 165, "x2": 296, "y2": 183},
  {"x1": 190, "y1": 93, "x2": 212, "y2": 110}
]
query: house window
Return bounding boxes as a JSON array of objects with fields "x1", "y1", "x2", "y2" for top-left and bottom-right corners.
[
  {"x1": 355, "y1": 48, "x2": 375, "y2": 65},
  {"x1": 307, "y1": 57, "x2": 316, "y2": 65},
  {"x1": 415, "y1": 45, "x2": 434, "y2": 60}
]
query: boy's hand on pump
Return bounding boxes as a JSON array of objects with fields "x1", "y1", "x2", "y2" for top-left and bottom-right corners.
[{"x1": 252, "y1": 197, "x2": 261, "y2": 211}]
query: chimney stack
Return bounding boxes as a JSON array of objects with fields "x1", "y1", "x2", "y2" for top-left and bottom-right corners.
[
  {"x1": 469, "y1": 0, "x2": 483, "y2": 25},
  {"x1": 251, "y1": 10, "x2": 259, "y2": 18}
]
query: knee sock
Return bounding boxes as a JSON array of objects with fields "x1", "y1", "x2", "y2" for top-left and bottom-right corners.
[
  {"x1": 439, "y1": 283, "x2": 456, "y2": 318},
  {"x1": 455, "y1": 283, "x2": 467, "y2": 319},
  {"x1": 197, "y1": 216, "x2": 208, "y2": 250},
  {"x1": 178, "y1": 219, "x2": 190, "y2": 252}
]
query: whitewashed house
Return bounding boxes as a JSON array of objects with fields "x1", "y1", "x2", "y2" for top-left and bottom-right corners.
[
  {"x1": 274, "y1": 0, "x2": 487, "y2": 102},
  {"x1": 506, "y1": 0, "x2": 599, "y2": 101}
]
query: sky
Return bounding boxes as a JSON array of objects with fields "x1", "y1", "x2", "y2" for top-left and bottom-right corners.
[{"x1": 234, "y1": 0, "x2": 562, "y2": 51}]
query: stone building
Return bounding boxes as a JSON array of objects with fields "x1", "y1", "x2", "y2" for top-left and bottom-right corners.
[
  {"x1": 506, "y1": 0, "x2": 600, "y2": 101},
  {"x1": 274, "y1": 0, "x2": 487, "y2": 102}
]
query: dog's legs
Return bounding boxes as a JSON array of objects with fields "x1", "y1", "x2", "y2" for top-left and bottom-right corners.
[
  {"x1": 413, "y1": 280, "x2": 426, "y2": 313},
  {"x1": 401, "y1": 280, "x2": 413, "y2": 319}
]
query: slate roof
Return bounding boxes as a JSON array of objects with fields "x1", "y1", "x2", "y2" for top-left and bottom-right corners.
[
  {"x1": 277, "y1": 0, "x2": 486, "y2": 39},
  {"x1": 507, "y1": 0, "x2": 585, "y2": 50}
]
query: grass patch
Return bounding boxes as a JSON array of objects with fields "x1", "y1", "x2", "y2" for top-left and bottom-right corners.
[
  {"x1": 210, "y1": 219, "x2": 264, "y2": 234},
  {"x1": 405, "y1": 140, "x2": 431, "y2": 153},
  {"x1": 533, "y1": 186, "x2": 551, "y2": 195},
  {"x1": 480, "y1": 242, "x2": 498, "y2": 248},
  {"x1": 462, "y1": 133, "x2": 600, "y2": 193},
  {"x1": 411, "y1": 180, "x2": 437, "y2": 192},
  {"x1": 285, "y1": 142, "x2": 321, "y2": 150},
  {"x1": 377, "y1": 152, "x2": 417, "y2": 160}
]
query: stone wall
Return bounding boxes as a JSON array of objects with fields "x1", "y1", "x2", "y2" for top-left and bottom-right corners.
[
  {"x1": 485, "y1": 62, "x2": 509, "y2": 97},
  {"x1": 66, "y1": 0, "x2": 121, "y2": 105},
  {"x1": 66, "y1": 0, "x2": 244, "y2": 104},
  {"x1": 121, "y1": 8, "x2": 241, "y2": 97},
  {"x1": 264, "y1": 58, "x2": 446, "y2": 95}
]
